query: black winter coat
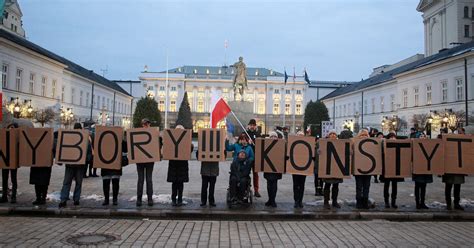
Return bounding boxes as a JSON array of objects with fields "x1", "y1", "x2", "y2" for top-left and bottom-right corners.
[
  {"x1": 29, "y1": 167, "x2": 52, "y2": 186},
  {"x1": 167, "y1": 144, "x2": 193, "y2": 183}
]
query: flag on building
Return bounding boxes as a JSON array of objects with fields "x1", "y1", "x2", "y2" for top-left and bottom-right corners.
[
  {"x1": 210, "y1": 98, "x2": 231, "y2": 128},
  {"x1": 293, "y1": 67, "x2": 296, "y2": 82},
  {"x1": 304, "y1": 69, "x2": 311, "y2": 85},
  {"x1": 284, "y1": 70, "x2": 288, "y2": 84}
]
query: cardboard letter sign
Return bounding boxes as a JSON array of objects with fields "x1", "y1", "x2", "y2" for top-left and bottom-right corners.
[
  {"x1": 93, "y1": 126, "x2": 123, "y2": 170},
  {"x1": 443, "y1": 134, "x2": 474, "y2": 174},
  {"x1": 383, "y1": 139, "x2": 412, "y2": 178},
  {"x1": 56, "y1": 129, "x2": 89, "y2": 165},
  {"x1": 0, "y1": 128, "x2": 19, "y2": 169},
  {"x1": 162, "y1": 129, "x2": 192, "y2": 160},
  {"x1": 255, "y1": 138, "x2": 286, "y2": 173},
  {"x1": 19, "y1": 128, "x2": 54, "y2": 167},
  {"x1": 198, "y1": 128, "x2": 226, "y2": 162},
  {"x1": 318, "y1": 139, "x2": 352, "y2": 179},
  {"x1": 286, "y1": 135, "x2": 315, "y2": 176},
  {"x1": 352, "y1": 138, "x2": 382, "y2": 176},
  {"x1": 412, "y1": 139, "x2": 445, "y2": 175},
  {"x1": 127, "y1": 127, "x2": 161, "y2": 164}
]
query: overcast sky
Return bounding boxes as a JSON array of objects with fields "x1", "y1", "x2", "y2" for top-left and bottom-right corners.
[{"x1": 20, "y1": 0, "x2": 423, "y2": 82}]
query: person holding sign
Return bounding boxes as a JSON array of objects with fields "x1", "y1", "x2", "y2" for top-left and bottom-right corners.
[
  {"x1": 226, "y1": 133, "x2": 255, "y2": 163},
  {"x1": 197, "y1": 149, "x2": 219, "y2": 207},
  {"x1": 354, "y1": 129, "x2": 372, "y2": 210},
  {"x1": 292, "y1": 130, "x2": 307, "y2": 209},
  {"x1": 136, "y1": 118, "x2": 155, "y2": 207},
  {"x1": 442, "y1": 133, "x2": 467, "y2": 211},
  {"x1": 0, "y1": 123, "x2": 19, "y2": 204},
  {"x1": 246, "y1": 119, "x2": 262, "y2": 198},
  {"x1": 412, "y1": 132, "x2": 432, "y2": 209},
  {"x1": 101, "y1": 135, "x2": 126, "y2": 206},
  {"x1": 29, "y1": 130, "x2": 56, "y2": 205},
  {"x1": 167, "y1": 125, "x2": 194, "y2": 207},
  {"x1": 322, "y1": 130, "x2": 343, "y2": 209},
  {"x1": 58, "y1": 123, "x2": 90, "y2": 208},
  {"x1": 263, "y1": 131, "x2": 282, "y2": 208},
  {"x1": 380, "y1": 132, "x2": 404, "y2": 209}
]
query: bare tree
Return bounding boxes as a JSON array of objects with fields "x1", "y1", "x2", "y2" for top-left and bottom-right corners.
[
  {"x1": 411, "y1": 113, "x2": 430, "y2": 131},
  {"x1": 34, "y1": 108, "x2": 56, "y2": 127}
]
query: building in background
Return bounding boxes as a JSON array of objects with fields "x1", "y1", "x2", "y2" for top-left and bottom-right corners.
[
  {"x1": 321, "y1": 0, "x2": 474, "y2": 136},
  {"x1": 0, "y1": 0, "x2": 132, "y2": 128},
  {"x1": 307, "y1": 80, "x2": 353, "y2": 102},
  {"x1": 132, "y1": 65, "x2": 309, "y2": 134}
]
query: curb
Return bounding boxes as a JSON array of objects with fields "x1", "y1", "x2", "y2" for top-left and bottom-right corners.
[{"x1": 1, "y1": 206, "x2": 473, "y2": 221}]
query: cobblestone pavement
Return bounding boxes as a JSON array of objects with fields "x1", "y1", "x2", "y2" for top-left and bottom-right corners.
[
  {"x1": 1, "y1": 160, "x2": 473, "y2": 212},
  {"x1": 0, "y1": 216, "x2": 473, "y2": 247}
]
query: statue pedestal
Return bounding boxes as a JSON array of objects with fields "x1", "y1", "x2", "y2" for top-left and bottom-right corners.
[{"x1": 228, "y1": 101, "x2": 253, "y2": 136}]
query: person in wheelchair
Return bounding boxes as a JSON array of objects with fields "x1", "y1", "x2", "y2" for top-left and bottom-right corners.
[{"x1": 229, "y1": 150, "x2": 252, "y2": 204}]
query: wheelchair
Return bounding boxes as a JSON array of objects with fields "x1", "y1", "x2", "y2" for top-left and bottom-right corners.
[{"x1": 226, "y1": 175, "x2": 253, "y2": 208}]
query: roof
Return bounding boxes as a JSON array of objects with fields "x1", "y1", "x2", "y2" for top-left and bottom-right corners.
[
  {"x1": 309, "y1": 80, "x2": 355, "y2": 87},
  {"x1": 320, "y1": 41, "x2": 474, "y2": 101},
  {"x1": 0, "y1": 29, "x2": 131, "y2": 96},
  {"x1": 160, "y1": 65, "x2": 285, "y2": 78}
]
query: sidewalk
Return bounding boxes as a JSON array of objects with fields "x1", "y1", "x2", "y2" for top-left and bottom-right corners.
[{"x1": 0, "y1": 160, "x2": 473, "y2": 221}]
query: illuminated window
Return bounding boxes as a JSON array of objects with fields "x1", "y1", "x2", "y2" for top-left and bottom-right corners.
[
  {"x1": 2, "y1": 64, "x2": 8, "y2": 88},
  {"x1": 159, "y1": 100, "x2": 165, "y2": 111},
  {"x1": 41, "y1": 76, "x2": 46, "y2": 97},
  {"x1": 426, "y1": 84, "x2": 432, "y2": 105},
  {"x1": 188, "y1": 92, "x2": 194, "y2": 111},
  {"x1": 273, "y1": 103, "x2": 279, "y2": 115},
  {"x1": 29, "y1": 73, "x2": 35, "y2": 94},
  {"x1": 257, "y1": 100, "x2": 265, "y2": 114},
  {"x1": 197, "y1": 100, "x2": 204, "y2": 112},
  {"x1": 296, "y1": 103, "x2": 302, "y2": 115},
  {"x1": 170, "y1": 100, "x2": 176, "y2": 112},
  {"x1": 206, "y1": 69, "x2": 210, "y2": 74}
]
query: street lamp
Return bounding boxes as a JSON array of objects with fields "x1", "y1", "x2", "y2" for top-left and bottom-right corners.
[{"x1": 60, "y1": 107, "x2": 74, "y2": 128}]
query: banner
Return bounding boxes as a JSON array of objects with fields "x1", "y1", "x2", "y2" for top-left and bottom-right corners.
[
  {"x1": 286, "y1": 135, "x2": 315, "y2": 176},
  {"x1": 162, "y1": 129, "x2": 192, "y2": 160},
  {"x1": 321, "y1": 121, "x2": 333, "y2": 138},
  {"x1": 93, "y1": 126, "x2": 123, "y2": 170},
  {"x1": 383, "y1": 139, "x2": 412, "y2": 178},
  {"x1": 198, "y1": 128, "x2": 226, "y2": 162},
  {"x1": 55, "y1": 129, "x2": 89, "y2": 165},
  {"x1": 19, "y1": 128, "x2": 54, "y2": 167},
  {"x1": 254, "y1": 138, "x2": 286, "y2": 173},
  {"x1": 318, "y1": 139, "x2": 352, "y2": 179},
  {"x1": 412, "y1": 139, "x2": 444, "y2": 175},
  {"x1": 352, "y1": 138, "x2": 382, "y2": 176},
  {"x1": 0, "y1": 128, "x2": 18, "y2": 169},
  {"x1": 443, "y1": 134, "x2": 474, "y2": 174},
  {"x1": 126, "y1": 127, "x2": 161, "y2": 164}
]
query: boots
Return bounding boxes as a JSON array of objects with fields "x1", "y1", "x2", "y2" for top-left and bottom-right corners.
[
  {"x1": 362, "y1": 197, "x2": 370, "y2": 209},
  {"x1": 391, "y1": 198, "x2": 398, "y2": 209},
  {"x1": 331, "y1": 186, "x2": 340, "y2": 208},
  {"x1": 419, "y1": 189, "x2": 428, "y2": 209},
  {"x1": 102, "y1": 180, "x2": 110, "y2": 206},
  {"x1": 384, "y1": 198, "x2": 390, "y2": 209},
  {"x1": 356, "y1": 197, "x2": 363, "y2": 209},
  {"x1": 323, "y1": 186, "x2": 330, "y2": 209},
  {"x1": 0, "y1": 194, "x2": 7, "y2": 203},
  {"x1": 10, "y1": 190, "x2": 16, "y2": 204},
  {"x1": 33, "y1": 185, "x2": 41, "y2": 205},
  {"x1": 112, "y1": 179, "x2": 119, "y2": 206},
  {"x1": 454, "y1": 199, "x2": 464, "y2": 211}
]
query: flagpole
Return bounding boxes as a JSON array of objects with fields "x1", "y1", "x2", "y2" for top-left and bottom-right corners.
[
  {"x1": 165, "y1": 50, "x2": 169, "y2": 129},
  {"x1": 230, "y1": 111, "x2": 252, "y2": 142}
]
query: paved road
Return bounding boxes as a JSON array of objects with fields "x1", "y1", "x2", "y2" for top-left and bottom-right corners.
[
  {"x1": 2, "y1": 160, "x2": 474, "y2": 211},
  {"x1": 0, "y1": 216, "x2": 473, "y2": 247}
]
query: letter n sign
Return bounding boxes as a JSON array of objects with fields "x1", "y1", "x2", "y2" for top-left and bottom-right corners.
[
  {"x1": 286, "y1": 135, "x2": 315, "y2": 176},
  {"x1": 198, "y1": 128, "x2": 226, "y2": 162}
]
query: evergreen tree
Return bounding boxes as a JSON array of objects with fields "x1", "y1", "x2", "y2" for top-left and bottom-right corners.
[
  {"x1": 175, "y1": 91, "x2": 193, "y2": 129},
  {"x1": 133, "y1": 97, "x2": 161, "y2": 128},
  {"x1": 303, "y1": 100, "x2": 330, "y2": 137}
]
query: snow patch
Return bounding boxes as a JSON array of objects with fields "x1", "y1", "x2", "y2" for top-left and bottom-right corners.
[{"x1": 46, "y1": 191, "x2": 105, "y2": 202}]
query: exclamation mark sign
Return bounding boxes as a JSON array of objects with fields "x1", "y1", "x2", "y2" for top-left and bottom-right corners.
[
  {"x1": 209, "y1": 130, "x2": 214, "y2": 159},
  {"x1": 201, "y1": 130, "x2": 206, "y2": 159}
]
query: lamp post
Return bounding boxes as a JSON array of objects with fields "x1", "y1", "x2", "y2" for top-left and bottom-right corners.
[
  {"x1": 427, "y1": 115, "x2": 433, "y2": 138},
  {"x1": 60, "y1": 107, "x2": 74, "y2": 128}
]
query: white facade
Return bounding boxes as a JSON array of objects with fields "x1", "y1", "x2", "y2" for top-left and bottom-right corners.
[{"x1": 418, "y1": 0, "x2": 474, "y2": 56}]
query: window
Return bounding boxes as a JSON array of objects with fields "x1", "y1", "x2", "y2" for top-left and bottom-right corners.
[
  {"x1": 170, "y1": 100, "x2": 176, "y2": 112},
  {"x1": 1, "y1": 64, "x2": 8, "y2": 88},
  {"x1": 426, "y1": 84, "x2": 432, "y2": 105},
  {"x1": 402, "y1": 89, "x2": 408, "y2": 108},
  {"x1": 97, "y1": 95, "x2": 100, "y2": 109},
  {"x1": 41, "y1": 77, "x2": 46, "y2": 97},
  {"x1": 441, "y1": 81, "x2": 448, "y2": 102},
  {"x1": 15, "y1": 68, "x2": 22, "y2": 91},
  {"x1": 358, "y1": 101, "x2": 362, "y2": 113},
  {"x1": 273, "y1": 103, "x2": 280, "y2": 115},
  {"x1": 380, "y1": 96, "x2": 384, "y2": 112},
  {"x1": 414, "y1": 87, "x2": 419, "y2": 107},
  {"x1": 71, "y1": 88, "x2": 75, "y2": 104},
  {"x1": 52, "y1": 80, "x2": 57, "y2": 98},
  {"x1": 285, "y1": 103, "x2": 291, "y2": 115},
  {"x1": 86, "y1": 92, "x2": 90, "y2": 107},
  {"x1": 171, "y1": 86, "x2": 176, "y2": 91},
  {"x1": 456, "y1": 78, "x2": 464, "y2": 100},
  {"x1": 296, "y1": 90, "x2": 302, "y2": 95},
  {"x1": 465, "y1": 25, "x2": 470, "y2": 38},
  {"x1": 464, "y1": 6, "x2": 469, "y2": 18},
  {"x1": 107, "y1": 98, "x2": 110, "y2": 110},
  {"x1": 29, "y1": 73, "x2": 35, "y2": 94},
  {"x1": 364, "y1": 100, "x2": 368, "y2": 114},
  {"x1": 79, "y1": 90, "x2": 83, "y2": 106},
  {"x1": 343, "y1": 104, "x2": 347, "y2": 116},
  {"x1": 274, "y1": 89, "x2": 279, "y2": 94},
  {"x1": 61, "y1": 86, "x2": 65, "y2": 103},
  {"x1": 257, "y1": 100, "x2": 265, "y2": 114},
  {"x1": 197, "y1": 100, "x2": 204, "y2": 112},
  {"x1": 390, "y1": 95, "x2": 395, "y2": 111},
  {"x1": 102, "y1": 96, "x2": 105, "y2": 108},
  {"x1": 285, "y1": 89, "x2": 290, "y2": 95},
  {"x1": 159, "y1": 86, "x2": 165, "y2": 91},
  {"x1": 158, "y1": 100, "x2": 165, "y2": 111},
  {"x1": 296, "y1": 103, "x2": 302, "y2": 115},
  {"x1": 371, "y1": 98, "x2": 375, "y2": 113}
]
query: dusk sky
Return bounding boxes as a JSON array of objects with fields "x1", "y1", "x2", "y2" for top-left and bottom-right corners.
[{"x1": 20, "y1": 0, "x2": 423, "y2": 82}]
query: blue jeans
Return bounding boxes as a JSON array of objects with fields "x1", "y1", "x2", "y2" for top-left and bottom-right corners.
[{"x1": 60, "y1": 166, "x2": 85, "y2": 202}]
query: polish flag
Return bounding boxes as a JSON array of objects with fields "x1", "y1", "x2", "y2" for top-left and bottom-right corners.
[{"x1": 210, "y1": 98, "x2": 231, "y2": 128}]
